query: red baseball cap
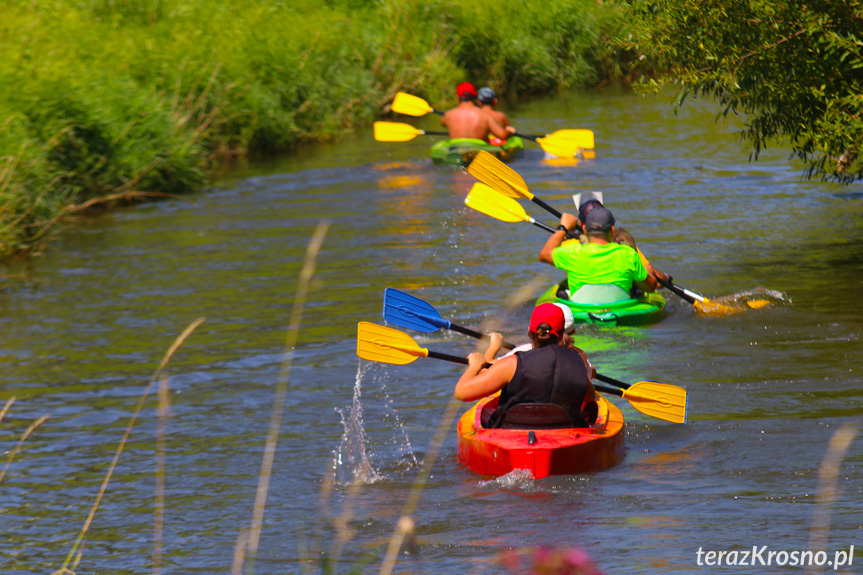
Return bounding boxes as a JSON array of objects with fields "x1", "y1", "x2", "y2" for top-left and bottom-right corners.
[
  {"x1": 456, "y1": 82, "x2": 477, "y2": 99},
  {"x1": 529, "y1": 303, "x2": 565, "y2": 337}
]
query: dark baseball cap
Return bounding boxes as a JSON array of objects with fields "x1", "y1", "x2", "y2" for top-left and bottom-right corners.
[
  {"x1": 578, "y1": 198, "x2": 604, "y2": 223},
  {"x1": 478, "y1": 87, "x2": 496, "y2": 104},
  {"x1": 584, "y1": 206, "x2": 615, "y2": 232}
]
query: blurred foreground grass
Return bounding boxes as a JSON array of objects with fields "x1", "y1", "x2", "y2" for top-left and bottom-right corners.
[{"x1": 0, "y1": 0, "x2": 637, "y2": 260}]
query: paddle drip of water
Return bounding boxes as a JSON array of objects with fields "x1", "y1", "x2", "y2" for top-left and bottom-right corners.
[{"x1": 333, "y1": 361, "x2": 383, "y2": 484}]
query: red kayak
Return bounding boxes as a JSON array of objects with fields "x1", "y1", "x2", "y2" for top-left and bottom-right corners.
[{"x1": 456, "y1": 394, "x2": 625, "y2": 479}]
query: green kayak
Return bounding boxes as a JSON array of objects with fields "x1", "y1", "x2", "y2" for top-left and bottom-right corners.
[
  {"x1": 430, "y1": 137, "x2": 524, "y2": 166},
  {"x1": 536, "y1": 281, "x2": 667, "y2": 326}
]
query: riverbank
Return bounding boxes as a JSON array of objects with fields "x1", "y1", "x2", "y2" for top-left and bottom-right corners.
[{"x1": 0, "y1": 0, "x2": 639, "y2": 262}]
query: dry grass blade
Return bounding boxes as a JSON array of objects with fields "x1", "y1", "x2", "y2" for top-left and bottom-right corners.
[
  {"x1": 54, "y1": 317, "x2": 206, "y2": 575},
  {"x1": 0, "y1": 396, "x2": 15, "y2": 425},
  {"x1": 0, "y1": 414, "x2": 49, "y2": 487},
  {"x1": 378, "y1": 276, "x2": 545, "y2": 575},
  {"x1": 378, "y1": 398, "x2": 462, "y2": 575},
  {"x1": 806, "y1": 422, "x2": 858, "y2": 575},
  {"x1": 153, "y1": 376, "x2": 171, "y2": 575},
  {"x1": 235, "y1": 220, "x2": 330, "y2": 575}
]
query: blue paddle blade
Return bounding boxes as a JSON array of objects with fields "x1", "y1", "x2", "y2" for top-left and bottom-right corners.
[{"x1": 383, "y1": 288, "x2": 451, "y2": 333}]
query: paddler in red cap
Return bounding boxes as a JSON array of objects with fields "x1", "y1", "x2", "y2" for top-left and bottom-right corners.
[
  {"x1": 454, "y1": 303, "x2": 597, "y2": 429},
  {"x1": 440, "y1": 82, "x2": 512, "y2": 141}
]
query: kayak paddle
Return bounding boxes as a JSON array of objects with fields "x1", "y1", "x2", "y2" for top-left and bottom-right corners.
[
  {"x1": 374, "y1": 296, "x2": 689, "y2": 424},
  {"x1": 383, "y1": 287, "x2": 515, "y2": 349},
  {"x1": 656, "y1": 277, "x2": 769, "y2": 314},
  {"x1": 464, "y1": 183, "x2": 562, "y2": 234},
  {"x1": 467, "y1": 150, "x2": 565, "y2": 217},
  {"x1": 358, "y1": 322, "x2": 686, "y2": 424},
  {"x1": 392, "y1": 92, "x2": 444, "y2": 116},
  {"x1": 374, "y1": 121, "x2": 579, "y2": 158},
  {"x1": 358, "y1": 321, "x2": 486, "y2": 367}
]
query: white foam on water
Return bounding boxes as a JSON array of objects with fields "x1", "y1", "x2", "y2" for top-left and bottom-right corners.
[{"x1": 477, "y1": 467, "x2": 536, "y2": 491}]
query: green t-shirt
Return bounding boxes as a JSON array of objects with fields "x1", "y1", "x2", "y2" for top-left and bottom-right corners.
[{"x1": 551, "y1": 242, "x2": 648, "y2": 295}]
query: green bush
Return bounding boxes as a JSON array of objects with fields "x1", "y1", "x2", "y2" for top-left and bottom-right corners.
[{"x1": 0, "y1": 0, "x2": 636, "y2": 259}]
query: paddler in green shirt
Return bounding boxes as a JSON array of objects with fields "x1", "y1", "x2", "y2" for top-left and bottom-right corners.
[{"x1": 539, "y1": 205, "x2": 658, "y2": 301}]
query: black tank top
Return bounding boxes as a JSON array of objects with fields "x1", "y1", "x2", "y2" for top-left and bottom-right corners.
[{"x1": 489, "y1": 345, "x2": 590, "y2": 428}]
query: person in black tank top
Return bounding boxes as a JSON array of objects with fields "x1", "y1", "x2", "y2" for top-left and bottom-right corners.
[{"x1": 454, "y1": 303, "x2": 597, "y2": 428}]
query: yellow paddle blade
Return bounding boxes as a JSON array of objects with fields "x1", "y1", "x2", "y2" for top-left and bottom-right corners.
[
  {"x1": 620, "y1": 381, "x2": 688, "y2": 424},
  {"x1": 535, "y1": 136, "x2": 580, "y2": 159},
  {"x1": 695, "y1": 297, "x2": 773, "y2": 314},
  {"x1": 693, "y1": 298, "x2": 736, "y2": 315},
  {"x1": 467, "y1": 150, "x2": 533, "y2": 200},
  {"x1": 374, "y1": 121, "x2": 423, "y2": 142},
  {"x1": 465, "y1": 183, "x2": 530, "y2": 223},
  {"x1": 392, "y1": 92, "x2": 435, "y2": 117},
  {"x1": 357, "y1": 322, "x2": 429, "y2": 365},
  {"x1": 548, "y1": 129, "x2": 595, "y2": 149}
]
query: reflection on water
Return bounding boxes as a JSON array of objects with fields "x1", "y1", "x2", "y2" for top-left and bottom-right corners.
[{"x1": 0, "y1": 87, "x2": 861, "y2": 574}]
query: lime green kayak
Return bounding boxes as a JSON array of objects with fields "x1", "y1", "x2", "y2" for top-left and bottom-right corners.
[
  {"x1": 536, "y1": 281, "x2": 667, "y2": 326},
  {"x1": 430, "y1": 137, "x2": 524, "y2": 166}
]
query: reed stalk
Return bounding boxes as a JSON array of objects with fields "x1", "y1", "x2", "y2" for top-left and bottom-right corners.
[
  {"x1": 806, "y1": 422, "x2": 858, "y2": 575},
  {"x1": 0, "y1": 413, "x2": 49, "y2": 487},
  {"x1": 233, "y1": 221, "x2": 330, "y2": 575},
  {"x1": 153, "y1": 376, "x2": 170, "y2": 575},
  {"x1": 52, "y1": 317, "x2": 206, "y2": 575}
]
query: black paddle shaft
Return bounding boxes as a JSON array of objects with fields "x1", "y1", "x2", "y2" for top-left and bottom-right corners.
[
  {"x1": 426, "y1": 349, "x2": 491, "y2": 369},
  {"x1": 656, "y1": 277, "x2": 696, "y2": 304},
  {"x1": 449, "y1": 323, "x2": 517, "y2": 351},
  {"x1": 531, "y1": 197, "x2": 563, "y2": 219}
]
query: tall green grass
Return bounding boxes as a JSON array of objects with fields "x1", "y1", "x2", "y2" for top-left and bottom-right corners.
[{"x1": 0, "y1": 0, "x2": 638, "y2": 260}]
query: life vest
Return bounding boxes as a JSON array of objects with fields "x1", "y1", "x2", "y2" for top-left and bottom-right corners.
[{"x1": 488, "y1": 345, "x2": 590, "y2": 428}]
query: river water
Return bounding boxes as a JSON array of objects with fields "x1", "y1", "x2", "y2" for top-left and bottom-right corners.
[{"x1": 2, "y1": 87, "x2": 862, "y2": 574}]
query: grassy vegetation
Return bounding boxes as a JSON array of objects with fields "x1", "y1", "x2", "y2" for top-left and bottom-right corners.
[{"x1": 0, "y1": 0, "x2": 637, "y2": 260}]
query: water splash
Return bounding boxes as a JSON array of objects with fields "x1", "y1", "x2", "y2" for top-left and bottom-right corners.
[
  {"x1": 478, "y1": 468, "x2": 536, "y2": 491},
  {"x1": 333, "y1": 361, "x2": 383, "y2": 485},
  {"x1": 380, "y1": 382, "x2": 420, "y2": 471},
  {"x1": 710, "y1": 287, "x2": 791, "y2": 310}
]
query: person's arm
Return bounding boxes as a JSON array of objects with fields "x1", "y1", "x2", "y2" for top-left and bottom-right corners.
[
  {"x1": 487, "y1": 115, "x2": 511, "y2": 140},
  {"x1": 582, "y1": 381, "x2": 597, "y2": 406},
  {"x1": 635, "y1": 247, "x2": 671, "y2": 284},
  {"x1": 539, "y1": 213, "x2": 579, "y2": 264},
  {"x1": 440, "y1": 111, "x2": 449, "y2": 128},
  {"x1": 454, "y1": 354, "x2": 517, "y2": 402},
  {"x1": 634, "y1": 273, "x2": 658, "y2": 293},
  {"x1": 571, "y1": 346, "x2": 597, "y2": 380},
  {"x1": 499, "y1": 113, "x2": 517, "y2": 134},
  {"x1": 483, "y1": 332, "x2": 504, "y2": 363},
  {"x1": 646, "y1": 262, "x2": 670, "y2": 284}
]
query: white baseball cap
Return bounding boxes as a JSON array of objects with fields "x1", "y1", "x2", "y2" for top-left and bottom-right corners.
[{"x1": 551, "y1": 303, "x2": 575, "y2": 334}]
